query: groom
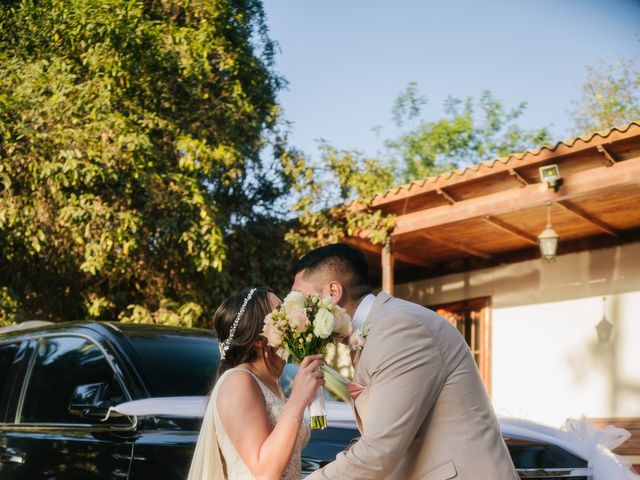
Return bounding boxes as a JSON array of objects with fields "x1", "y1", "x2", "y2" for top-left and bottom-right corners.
[{"x1": 292, "y1": 243, "x2": 519, "y2": 480}]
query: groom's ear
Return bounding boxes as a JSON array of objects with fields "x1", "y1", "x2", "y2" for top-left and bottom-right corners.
[{"x1": 327, "y1": 281, "x2": 345, "y2": 305}]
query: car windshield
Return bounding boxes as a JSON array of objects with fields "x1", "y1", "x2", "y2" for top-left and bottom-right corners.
[
  {"x1": 124, "y1": 330, "x2": 220, "y2": 396},
  {"x1": 123, "y1": 327, "x2": 351, "y2": 401}
]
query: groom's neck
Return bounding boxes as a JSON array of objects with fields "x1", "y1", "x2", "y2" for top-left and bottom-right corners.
[{"x1": 343, "y1": 292, "x2": 368, "y2": 318}]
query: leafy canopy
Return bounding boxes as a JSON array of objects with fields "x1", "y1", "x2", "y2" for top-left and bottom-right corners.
[
  {"x1": 285, "y1": 142, "x2": 396, "y2": 256},
  {"x1": 571, "y1": 57, "x2": 640, "y2": 135},
  {"x1": 0, "y1": 0, "x2": 290, "y2": 326},
  {"x1": 387, "y1": 83, "x2": 552, "y2": 181}
]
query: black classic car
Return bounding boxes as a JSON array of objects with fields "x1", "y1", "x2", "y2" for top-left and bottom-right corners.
[
  {"x1": 0, "y1": 321, "x2": 591, "y2": 479},
  {"x1": 0, "y1": 321, "x2": 356, "y2": 479}
]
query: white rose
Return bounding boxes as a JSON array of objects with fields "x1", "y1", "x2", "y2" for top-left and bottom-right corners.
[
  {"x1": 313, "y1": 308, "x2": 336, "y2": 339},
  {"x1": 283, "y1": 290, "x2": 305, "y2": 311},
  {"x1": 332, "y1": 305, "x2": 352, "y2": 336},
  {"x1": 318, "y1": 296, "x2": 333, "y2": 310}
]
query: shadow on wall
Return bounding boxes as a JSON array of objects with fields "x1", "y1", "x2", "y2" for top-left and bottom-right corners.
[
  {"x1": 589, "y1": 245, "x2": 639, "y2": 418},
  {"x1": 569, "y1": 294, "x2": 640, "y2": 418}
]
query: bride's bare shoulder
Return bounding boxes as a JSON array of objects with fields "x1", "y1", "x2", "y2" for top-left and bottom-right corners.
[
  {"x1": 216, "y1": 369, "x2": 271, "y2": 448},
  {"x1": 216, "y1": 370, "x2": 264, "y2": 415}
]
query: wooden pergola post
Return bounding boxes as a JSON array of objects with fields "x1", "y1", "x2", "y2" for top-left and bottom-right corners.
[{"x1": 381, "y1": 239, "x2": 395, "y2": 295}]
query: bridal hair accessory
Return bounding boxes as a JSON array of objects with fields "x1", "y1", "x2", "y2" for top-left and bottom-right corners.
[{"x1": 219, "y1": 288, "x2": 257, "y2": 360}]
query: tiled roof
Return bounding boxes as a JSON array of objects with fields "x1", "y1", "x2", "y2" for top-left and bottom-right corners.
[{"x1": 370, "y1": 121, "x2": 640, "y2": 205}]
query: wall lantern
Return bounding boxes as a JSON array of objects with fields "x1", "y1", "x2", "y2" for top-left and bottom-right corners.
[
  {"x1": 596, "y1": 296, "x2": 614, "y2": 344},
  {"x1": 538, "y1": 201, "x2": 559, "y2": 262}
]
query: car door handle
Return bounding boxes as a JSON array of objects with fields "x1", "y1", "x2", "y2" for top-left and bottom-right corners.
[{"x1": 0, "y1": 450, "x2": 25, "y2": 464}]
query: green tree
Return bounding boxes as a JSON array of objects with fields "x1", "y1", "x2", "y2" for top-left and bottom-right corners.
[
  {"x1": 571, "y1": 58, "x2": 640, "y2": 135},
  {"x1": 0, "y1": 0, "x2": 291, "y2": 326},
  {"x1": 387, "y1": 83, "x2": 552, "y2": 181},
  {"x1": 285, "y1": 142, "x2": 396, "y2": 257}
]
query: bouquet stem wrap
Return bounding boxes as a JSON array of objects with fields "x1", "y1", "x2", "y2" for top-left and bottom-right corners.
[{"x1": 309, "y1": 387, "x2": 327, "y2": 430}]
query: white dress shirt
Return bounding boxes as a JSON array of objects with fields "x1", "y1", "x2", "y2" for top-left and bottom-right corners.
[{"x1": 351, "y1": 293, "x2": 376, "y2": 331}]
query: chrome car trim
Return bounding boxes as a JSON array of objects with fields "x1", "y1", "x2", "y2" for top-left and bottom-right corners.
[
  {"x1": 14, "y1": 339, "x2": 37, "y2": 424},
  {"x1": 517, "y1": 467, "x2": 592, "y2": 478}
]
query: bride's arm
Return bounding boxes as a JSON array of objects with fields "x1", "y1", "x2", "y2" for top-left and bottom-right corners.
[{"x1": 217, "y1": 355, "x2": 324, "y2": 480}]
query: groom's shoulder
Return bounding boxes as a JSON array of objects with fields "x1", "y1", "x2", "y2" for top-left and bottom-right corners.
[
  {"x1": 382, "y1": 295, "x2": 438, "y2": 319},
  {"x1": 379, "y1": 295, "x2": 455, "y2": 334}
]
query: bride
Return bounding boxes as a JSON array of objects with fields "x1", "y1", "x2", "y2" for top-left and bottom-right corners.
[{"x1": 188, "y1": 287, "x2": 325, "y2": 480}]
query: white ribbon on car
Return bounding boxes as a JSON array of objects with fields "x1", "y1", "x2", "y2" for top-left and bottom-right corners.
[
  {"x1": 499, "y1": 417, "x2": 640, "y2": 480},
  {"x1": 561, "y1": 417, "x2": 640, "y2": 480}
]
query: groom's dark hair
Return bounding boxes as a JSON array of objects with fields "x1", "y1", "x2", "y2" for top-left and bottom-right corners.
[{"x1": 293, "y1": 243, "x2": 372, "y2": 299}]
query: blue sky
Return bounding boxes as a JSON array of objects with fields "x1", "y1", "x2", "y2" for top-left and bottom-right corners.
[{"x1": 262, "y1": 0, "x2": 640, "y2": 160}]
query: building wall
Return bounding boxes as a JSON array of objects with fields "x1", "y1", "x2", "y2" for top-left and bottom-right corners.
[{"x1": 395, "y1": 241, "x2": 640, "y2": 426}]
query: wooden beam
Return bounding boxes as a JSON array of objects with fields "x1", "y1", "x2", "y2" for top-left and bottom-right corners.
[
  {"x1": 381, "y1": 240, "x2": 394, "y2": 295},
  {"x1": 437, "y1": 188, "x2": 456, "y2": 205},
  {"x1": 483, "y1": 216, "x2": 539, "y2": 245},
  {"x1": 597, "y1": 145, "x2": 617, "y2": 166},
  {"x1": 509, "y1": 168, "x2": 529, "y2": 186},
  {"x1": 557, "y1": 201, "x2": 619, "y2": 238},
  {"x1": 392, "y1": 155, "x2": 640, "y2": 236},
  {"x1": 344, "y1": 237, "x2": 434, "y2": 268},
  {"x1": 419, "y1": 232, "x2": 492, "y2": 260}
]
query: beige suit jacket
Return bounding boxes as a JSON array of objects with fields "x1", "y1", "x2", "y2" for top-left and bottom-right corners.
[{"x1": 307, "y1": 293, "x2": 519, "y2": 480}]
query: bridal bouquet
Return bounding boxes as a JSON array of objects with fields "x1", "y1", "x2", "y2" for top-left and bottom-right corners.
[{"x1": 262, "y1": 291, "x2": 352, "y2": 429}]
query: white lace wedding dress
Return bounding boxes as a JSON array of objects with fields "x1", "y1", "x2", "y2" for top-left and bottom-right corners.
[{"x1": 188, "y1": 367, "x2": 310, "y2": 480}]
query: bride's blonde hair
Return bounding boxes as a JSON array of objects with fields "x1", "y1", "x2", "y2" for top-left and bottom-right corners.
[{"x1": 213, "y1": 287, "x2": 273, "y2": 380}]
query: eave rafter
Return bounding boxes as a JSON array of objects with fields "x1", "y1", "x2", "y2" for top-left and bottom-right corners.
[
  {"x1": 344, "y1": 237, "x2": 434, "y2": 269},
  {"x1": 418, "y1": 232, "x2": 492, "y2": 260},
  {"x1": 597, "y1": 144, "x2": 617, "y2": 166},
  {"x1": 557, "y1": 201, "x2": 619, "y2": 238},
  {"x1": 509, "y1": 168, "x2": 529, "y2": 187},
  {"x1": 437, "y1": 188, "x2": 456, "y2": 205},
  {"x1": 483, "y1": 216, "x2": 539, "y2": 246}
]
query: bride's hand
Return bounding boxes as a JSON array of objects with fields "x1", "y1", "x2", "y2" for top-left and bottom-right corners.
[{"x1": 290, "y1": 354, "x2": 325, "y2": 408}]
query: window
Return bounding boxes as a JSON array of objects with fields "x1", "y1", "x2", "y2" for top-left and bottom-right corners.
[
  {"x1": 125, "y1": 331, "x2": 218, "y2": 396},
  {"x1": 20, "y1": 336, "x2": 128, "y2": 425},
  {"x1": 0, "y1": 342, "x2": 20, "y2": 421},
  {"x1": 430, "y1": 297, "x2": 492, "y2": 395}
]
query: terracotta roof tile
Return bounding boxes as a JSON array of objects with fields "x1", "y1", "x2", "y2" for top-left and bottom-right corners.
[{"x1": 369, "y1": 121, "x2": 640, "y2": 205}]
